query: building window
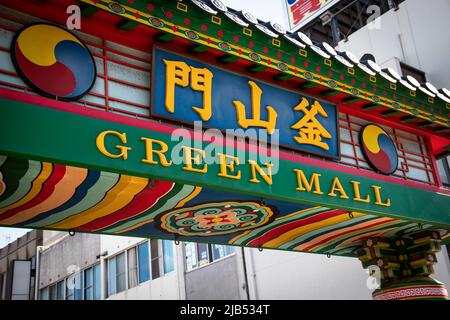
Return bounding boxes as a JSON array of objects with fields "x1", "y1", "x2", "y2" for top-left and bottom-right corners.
[
  {"x1": 84, "y1": 268, "x2": 93, "y2": 300},
  {"x1": 197, "y1": 243, "x2": 210, "y2": 267},
  {"x1": 212, "y1": 244, "x2": 235, "y2": 260},
  {"x1": 0, "y1": 273, "x2": 4, "y2": 300},
  {"x1": 137, "y1": 241, "x2": 150, "y2": 284},
  {"x1": 93, "y1": 264, "x2": 101, "y2": 300},
  {"x1": 107, "y1": 256, "x2": 116, "y2": 296},
  {"x1": 49, "y1": 284, "x2": 57, "y2": 300},
  {"x1": 127, "y1": 247, "x2": 138, "y2": 289},
  {"x1": 437, "y1": 156, "x2": 450, "y2": 188},
  {"x1": 162, "y1": 240, "x2": 174, "y2": 274},
  {"x1": 39, "y1": 287, "x2": 49, "y2": 300},
  {"x1": 185, "y1": 243, "x2": 235, "y2": 271},
  {"x1": 116, "y1": 253, "x2": 126, "y2": 293},
  {"x1": 29, "y1": 256, "x2": 36, "y2": 300},
  {"x1": 150, "y1": 239, "x2": 161, "y2": 279},
  {"x1": 66, "y1": 279, "x2": 74, "y2": 300},
  {"x1": 66, "y1": 272, "x2": 82, "y2": 300},
  {"x1": 106, "y1": 240, "x2": 172, "y2": 296},
  {"x1": 84, "y1": 264, "x2": 101, "y2": 300},
  {"x1": 75, "y1": 273, "x2": 83, "y2": 300},
  {"x1": 56, "y1": 280, "x2": 65, "y2": 300},
  {"x1": 108, "y1": 252, "x2": 126, "y2": 297}
]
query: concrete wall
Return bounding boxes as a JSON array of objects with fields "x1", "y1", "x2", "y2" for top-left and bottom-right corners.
[
  {"x1": 245, "y1": 248, "x2": 373, "y2": 300},
  {"x1": 185, "y1": 254, "x2": 244, "y2": 300},
  {"x1": 336, "y1": 0, "x2": 450, "y2": 88},
  {"x1": 106, "y1": 272, "x2": 180, "y2": 300},
  {"x1": 39, "y1": 233, "x2": 101, "y2": 288},
  {"x1": 243, "y1": 245, "x2": 450, "y2": 300},
  {"x1": 100, "y1": 235, "x2": 144, "y2": 257},
  {"x1": 0, "y1": 230, "x2": 42, "y2": 274},
  {"x1": 0, "y1": 230, "x2": 42, "y2": 299},
  {"x1": 434, "y1": 247, "x2": 450, "y2": 287}
]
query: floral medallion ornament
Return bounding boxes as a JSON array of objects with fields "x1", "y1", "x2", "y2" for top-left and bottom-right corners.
[
  {"x1": 392, "y1": 102, "x2": 401, "y2": 109},
  {"x1": 372, "y1": 95, "x2": 381, "y2": 103},
  {"x1": 157, "y1": 201, "x2": 275, "y2": 236},
  {"x1": 149, "y1": 17, "x2": 164, "y2": 28},
  {"x1": 218, "y1": 42, "x2": 231, "y2": 51},
  {"x1": 249, "y1": 52, "x2": 261, "y2": 62},
  {"x1": 304, "y1": 72, "x2": 313, "y2": 80},
  {"x1": 351, "y1": 88, "x2": 360, "y2": 96},
  {"x1": 328, "y1": 80, "x2": 337, "y2": 88},
  {"x1": 185, "y1": 30, "x2": 199, "y2": 40},
  {"x1": 277, "y1": 62, "x2": 288, "y2": 72},
  {"x1": 108, "y1": 2, "x2": 126, "y2": 14}
]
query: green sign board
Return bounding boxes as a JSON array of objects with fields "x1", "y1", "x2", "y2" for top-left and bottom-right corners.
[{"x1": 0, "y1": 98, "x2": 449, "y2": 227}]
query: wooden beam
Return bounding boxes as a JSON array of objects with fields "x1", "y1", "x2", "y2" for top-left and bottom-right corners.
[
  {"x1": 416, "y1": 122, "x2": 437, "y2": 128},
  {"x1": 188, "y1": 44, "x2": 209, "y2": 53},
  {"x1": 273, "y1": 73, "x2": 294, "y2": 81},
  {"x1": 298, "y1": 81, "x2": 318, "y2": 90},
  {"x1": 434, "y1": 127, "x2": 450, "y2": 134},
  {"x1": 116, "y1": 19, "x2": 139, "y2": 32},
  {"x1": 246, "y1": 64, "x2": 268, "y2": 73},
  {"x1": 381, "y1": 109, "x2": 403, "y2": 117},
  {"x1": 217, "y1": 54, "x2": 239, "y2": 64},
  {"x1": 341, "y1": 96, "x2": 364, "y2": 104},
  {"x1": 399, "y1": 116, "x2": 419, "y2": 123},
  {"x1": 362, "y1": 103, "x2": 383, "y2": 111},
  {"x1": 80, "y1": 4, "x2": 99, "y2": 18},
  {"x1": 320, "y1": 89, "x2": 340, "y2": 97},
  {"x1": 154, "y1": 32, "x2": 176, "y2": 43}
]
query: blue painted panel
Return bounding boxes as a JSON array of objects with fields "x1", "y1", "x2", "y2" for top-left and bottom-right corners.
[{"x1": 152, "y1": 48, "x2": 339, "y2": 158}]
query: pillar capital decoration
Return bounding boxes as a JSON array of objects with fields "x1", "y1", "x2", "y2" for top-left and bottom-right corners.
[{"x1": 356, "y1": 230, "x2": 449, "y2": 300}]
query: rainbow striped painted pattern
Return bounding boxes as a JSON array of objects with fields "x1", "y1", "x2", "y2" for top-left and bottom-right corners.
[{"x1": 0, "y1": 155, "x2": 446, "y2": 257}]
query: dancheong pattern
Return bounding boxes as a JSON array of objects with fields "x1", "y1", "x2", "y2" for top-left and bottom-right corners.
[
  {"x1": 0, "y1": 155, "x2": 448, "y2": 257},
  {"x1": 158, "y1": 202, "x2": 275, "y2": 236}
]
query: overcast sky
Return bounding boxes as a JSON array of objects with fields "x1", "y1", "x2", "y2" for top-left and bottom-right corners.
[{"x1": 0, "y1": 0, "x2": 290, "y2": 249}]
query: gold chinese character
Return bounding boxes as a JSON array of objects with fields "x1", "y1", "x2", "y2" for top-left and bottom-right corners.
[
  {"x1": 232, "y1": 81, "x2": 277, "y2": 135},
  {"x1": 291, "y1": 98, "x2": 331, "y2": 150},
  {"x1": 163, "y1": 59, "x2": 213, "y2": 121}
]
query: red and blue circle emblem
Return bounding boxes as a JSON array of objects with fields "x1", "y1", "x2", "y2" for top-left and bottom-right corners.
[
  {"x1": 12, "y1": 23, "x2": 96, "y2": 101},
  {"x1": 360, "y1": 124, "x2": 398, "y2": 175}
]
